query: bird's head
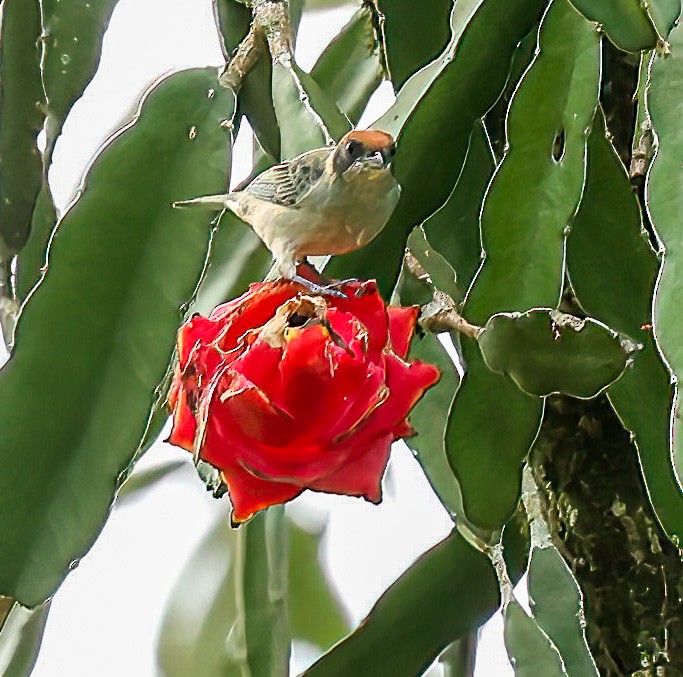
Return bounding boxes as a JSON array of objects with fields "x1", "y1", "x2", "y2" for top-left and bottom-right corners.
[{"x1": 331, "y1": 130, "x2": 396, "y2": 176}]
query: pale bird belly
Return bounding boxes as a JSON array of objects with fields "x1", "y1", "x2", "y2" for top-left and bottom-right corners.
[{"x1": 247, "y1": 172, "x2": 400, "y2": 260}]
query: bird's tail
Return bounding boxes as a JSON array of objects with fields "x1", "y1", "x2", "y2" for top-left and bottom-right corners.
[{"x1": 172, "y1": 193, "x2": 233, "y2": 210}]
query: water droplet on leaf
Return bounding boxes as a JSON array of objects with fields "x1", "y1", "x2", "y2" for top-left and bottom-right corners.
[
  {"x1": 188, "y1": 126, "x2": 197, "y2": 140},
  {"x1": 60, "y1": 53, "x2": 71, "y2": 65}
]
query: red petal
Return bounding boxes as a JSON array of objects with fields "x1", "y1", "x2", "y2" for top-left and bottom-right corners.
[
  {"x1": 328, "y1": 283, "x2": 389, "y2": 360},
  {"x1": 356, "y1": 354, "x2": 440, "y2": 438},
  {"x1": 167, "y1": 386, "x2": 196, "y2": 452},
  {"x1": 387, "y1": 306, "x2": 419, "y2": 359},
  {"x1": 221, "y1": 462, "x2": 302, "y2": 523},
  {"x1": 308, "y1": 432, "x2": 393, "y2": 503}
]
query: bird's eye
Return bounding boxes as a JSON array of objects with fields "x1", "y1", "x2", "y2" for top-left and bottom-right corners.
[{"x1": 345, "y1": 139, "x2": 361, "y2": 157}]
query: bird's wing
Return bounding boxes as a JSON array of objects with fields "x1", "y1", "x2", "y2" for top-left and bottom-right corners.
[{"x1": 242, "y1": 147, "x2": 331, "y2": 207}]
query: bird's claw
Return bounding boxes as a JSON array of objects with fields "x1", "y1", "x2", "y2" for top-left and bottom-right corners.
[{"x1": 291, "y1": 275, "x2": 348, "y2": 298}]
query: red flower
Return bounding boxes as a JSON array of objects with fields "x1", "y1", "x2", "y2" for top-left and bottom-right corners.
[{"x1": 168, "y1": 279, "x2": 439, "y2": 523}]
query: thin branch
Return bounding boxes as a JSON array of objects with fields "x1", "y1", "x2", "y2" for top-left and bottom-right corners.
[{"x1": 419, "y1": 290, "x2": 483, "y2": 340}]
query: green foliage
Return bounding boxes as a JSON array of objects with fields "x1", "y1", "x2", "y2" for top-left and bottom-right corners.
[
  {"x1": 478, "y1": 310, "x2": 636, "y2": 399},
  {"x1": 2, "y1": 0, "x2": 683, "y2": 672},
  {"x1": 0, "y1": 69, "x2": 232, "y2": 606}
]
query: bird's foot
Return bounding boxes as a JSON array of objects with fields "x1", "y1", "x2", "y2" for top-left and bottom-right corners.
[{"x1": 291, "y1": 275, "x2": 347, "y2": 298}]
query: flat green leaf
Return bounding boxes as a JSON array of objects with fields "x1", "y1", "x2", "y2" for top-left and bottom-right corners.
[
  {"x1": 478, "y1": 310, "x2": 637, "y2": 398},
  {"x1": 15, "y1": 185, "x2": 58, "y2": 302},
  {"x1": 423, "y1": 123, "x2": 493, "y2": 297},
  {"x1": 466, "y1": 0, "x2": 601, "y2": 326},
  {"x1": 446, "y1": 340, "x2": 543, "y2": 533},
  {"x1": 0, "y1": 601, "x2": 50, "y2": 677},
  {"x1": 303, "y1": 530, "x2": 499, "y2": 677},
  {"x1": 405, "y1": 332, "x2": 463, "y2": 519},
  {"x1": 439, "y1": 635, "x2": 477, "y2": 677},
  {"x1": 289, "y1": 522, "x2": 349, "y2": 651},
  {"x1": 647, "y1": 19, "x2": 683, "y2": 535},
  {"x1": 272, "y1": 60, "x2": 350, "y2": 158},
  {"x1": 326, "y1": 0, "x2": 547, "y2": 296},
  {"x1": 378, "y1": 0, "x2": 452, "y2": 91},
  {"x1": 504, "y1": 600, "x2": 566, "y2": 676},
  {"x1": 158, "y1": 509, "x2": 290, "y2": 677},
  {"x1": 0, "y1": 0, "x2": 46, "y2": 253},
  {"x1": 568, "y1": 0, "x2": 679, "y2": 52},
  {"x1": 0, "y1": 69, "x2": 233, "y2": 606},
  {"x1": 0, "y1": 604, "x2": 48, "y2": 676},
  {"x1": 216, "y1": 0, "x2": 281, "y2": 159},
  {"x1": 568, "y1": 117, "x2": 683, "y2": 545},
  {"x1": 41, "y1": 0, "x2": 122, "y2": 151},
  {"x1": 310, "y1": 5, "x2": 382, "y2": 125},
  {"x1": 407, "y1": 227, "x2": 460, "y2": 302},
  {"x1": 528, "y1": 546, "x2": 598, "y2": 676}
]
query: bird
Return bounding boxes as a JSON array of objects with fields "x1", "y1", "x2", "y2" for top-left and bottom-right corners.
[{"x1": 174, "y1": 129, "x2": 401, "y2": 293}]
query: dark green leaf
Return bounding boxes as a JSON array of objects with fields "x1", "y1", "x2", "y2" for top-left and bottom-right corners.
[
  {"x1": 326, "y1": 0, "x2": 548, "y2": 296},
  {"x1": 504, "y1": 600, "x2": 565, "y2": 676},
  {"x1": 272, "y1": 61, "x2": 350, "y2": 157},
  {"x1": 568, "y1": 115, "x2": 683, "y2": 544},
  {"x1": 41, "y1": 0, "x2": 122, "y2": 150},
  {"x1": 478, "y1": 310, "x2": 637, "y2": 398},
  {"x1": 405, "y1": 332, "x2": 462, "y2": 519},
  {"x1": 407, "y1": 227, "x2": 460, "y2": 302},
  {"x1": 289, "y1": 521, "x2": 349, "y2": 651},
  {"x1": 423, "y1": 123, "x2": 492, "y2": 297},
  {"x1": 568, "y1": 0, "x2": 677, "y2": 52},
  {"x1": 378, "y1": 0, "x2": 452, "y2": 91},
  {"x1": 439, "y1": 635, "x2": 477, "y2": 677},
  {"x1": 216, "y1": 0, "x2": 282, "y2": 159},
  {"x1": 647, "y1": 20, "x2": 683, "y2": 542},
  {"x1": 528, "y1": 545, "x2": 598, "y2": 676},
  {"x1": 0, "y1": 69, "x2": 233, "y2": 606},
  {"x1": 303, "y1": 530, "x2": 499, "y2": 677},
  {"x1": 466, "y1": 0, "x2": 601, "y2": 325},
  {"x1": 15, "y1": 185, "x2": 57, "y2": 302},
  {"x1": 0, "y1": 601, "x2": 50, "y2": 677},
  {"x1": 159, "y1": 509, "x2": 290, "y2": 677},
  {"x1": 446, "y1": 340, "x2": 543, "y2": 533},
  {"x1": 310, "y1": 5, "x2": 383, "y2": 124},
  {"x1": 0, "y1": 0, "x2": 46, "y2": 253}
]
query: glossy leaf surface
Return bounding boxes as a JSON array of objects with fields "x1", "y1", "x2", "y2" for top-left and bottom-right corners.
[
  {"x1": 310, "y1": 5, "x2": 383, "y2": 124},
  {"x1": 568, "y1": 0, "x2": 679, "y2": 52},
  {"x1": 378, "y1": 0, "x2": 452, "y2": 90},
  {"x1": 528, "y1": 545, "x2": 598, "y2": 676},
  {"x1": 216, "y1": 0, "x2": 281, "y2": 159},
  {"x1": 423, "y1": 124, "x2": 493, "y2": 298},
  {"x1": 647, "y1": 20, "x2": 683, "y2": 522},
  {"x1": 0, "y1": 0, "x2": 45, "y2": 252},
  {"x1": 466, "y1": 0, "x2": 600, "y2": 325},
  {"x1": 327, "y1": 0, "x2": 547, "y2": 295},
  {"x1": 504, "y1": 601, "x2": 565, "y2": 676},
  {"x1": 406, "y1": 333, "x2": 462, "y2": 519},
  {"x1": 272, "y1": 61, "x2": 350, "y2": 158},
  {"x1": 0, "y1": 602, "x2": 50, "y2": 677},
  {"x1": 41, "y1": 0, "x2": 121, "y2": 148},
  {"x1": 303, "y1": 530, "x2": 499, "y2": 677},
  {"x1": 0, "y1": 69, "x2": 232, "y2": 606},
  {"x1": 446, "y1": 340, "x2": 542, "y2": 533},
  {"x1": 478, "y1": 310, "x2": 636, "y2": 398},
  {"x1": 569, "y1": 118, "x2": 683, "y2": 544}
]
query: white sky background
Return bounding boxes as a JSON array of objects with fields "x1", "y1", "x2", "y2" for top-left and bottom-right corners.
[{"x1": 23, "y1": 0, "x2": 522, "y2": 674}]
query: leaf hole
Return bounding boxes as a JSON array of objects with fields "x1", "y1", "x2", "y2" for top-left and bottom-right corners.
[{"x1": 552, "y1": 127, "x2": 566, "y2": 163}]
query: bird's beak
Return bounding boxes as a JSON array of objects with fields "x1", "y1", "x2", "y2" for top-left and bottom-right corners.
[{"x1": 364, "y1": 150, "x2": 385, "y2": 168}]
